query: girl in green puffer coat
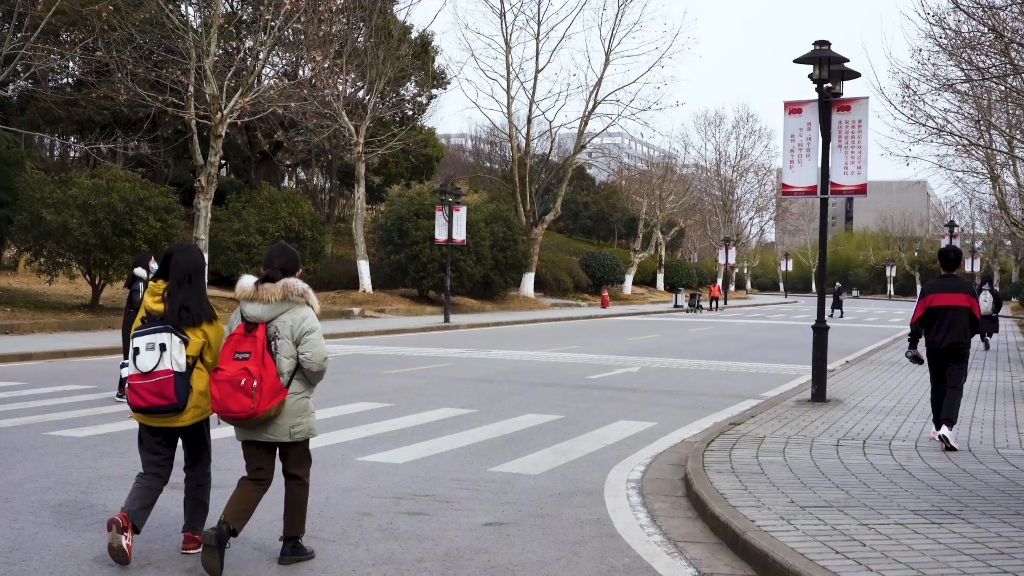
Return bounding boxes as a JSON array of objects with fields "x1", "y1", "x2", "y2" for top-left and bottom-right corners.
[{"x1": 201, "y1": 242, "x2": 328, "y2": 576}]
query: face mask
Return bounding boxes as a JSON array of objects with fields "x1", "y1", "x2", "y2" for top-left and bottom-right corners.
[{"x1": 149, "y1": 262, "x2": 159, "y2": 275}]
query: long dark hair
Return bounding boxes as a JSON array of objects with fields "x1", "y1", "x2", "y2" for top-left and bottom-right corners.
[
  {"x1": 122, "y1": 251, "x2": 153, "y2": 289},
  {"x1": 980, "y1": 274, "x2": 994, "y2": 288},
  {"x1": 151, "y1": 248, "x2": 174, "y2": 283},
  {"x1": 259, "y1": 241, "x2": 302, "y2": 284},
  {"x1": 162, "y1": 244, "x2": 218, "y2": 329}
]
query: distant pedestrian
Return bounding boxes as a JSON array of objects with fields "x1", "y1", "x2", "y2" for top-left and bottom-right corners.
[
  {"x1": 907, "y1": 245, "x2": 980, "y2": 451},
  {"x1": 106, "y1": 244, "x2": 225, "y2": 566},
  {"x1": 116, "y1": 252, "x2": 156, "y2": 402},
  {"x1": 977, "y1": 274, "x2": 1003, "y2": 351},
  {"x1": 829, "y1": 282, "x2": 845, "y2": 318},
  {"x1": 201, "y1": 242, "x2": 329, "y2": 576},
  {"x1": 708, "y1": 282, "x2": 722, "y2": 311}
]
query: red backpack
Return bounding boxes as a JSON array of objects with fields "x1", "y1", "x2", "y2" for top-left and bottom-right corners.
[{"x1": 210, "y1": 319, "x2": 297, "y2": 428}]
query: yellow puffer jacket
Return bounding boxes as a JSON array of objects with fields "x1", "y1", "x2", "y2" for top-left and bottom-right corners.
[{"x1": 129, "y1": 280, "x2": 225, "y2": 427}]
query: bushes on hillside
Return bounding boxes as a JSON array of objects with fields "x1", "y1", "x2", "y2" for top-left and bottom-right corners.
[
  {"x1": 536, "y1": 251, "x2": 590, "y2": 296},
  {"x1": 10, "y1": 166, "x2": 183, "y2": 306},
  {"x1": 579, "y1": 250, "x2": 624, "y2": 291},
  {"x1": 373, "y1": 184, "x2": 528, "y2": 298},
  {"x1": 663, "y1": 259, "x2": 696, "y2": 291},
  {"x1": 1005, "y1": 281, "x2": 1023, "y2": 301},
  {"x1": 209, "y1": 184, "x2": 328, "y2": 283}
]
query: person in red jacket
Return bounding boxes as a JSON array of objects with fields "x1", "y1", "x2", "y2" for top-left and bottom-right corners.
[
  {"x1": 907, "y1": 245, "x2": 980, "y2": 452},
  {"x1": 708, "y1": 283, "x2": 722, "y2": 311}
]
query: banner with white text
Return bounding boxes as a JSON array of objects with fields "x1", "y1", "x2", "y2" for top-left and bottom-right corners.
[
  {"x1": 829, "y1": 96, "x2": 868, "y2": 197},
  {"x1": 781, "y1": 100, "x2": 819, "y2": 197}
]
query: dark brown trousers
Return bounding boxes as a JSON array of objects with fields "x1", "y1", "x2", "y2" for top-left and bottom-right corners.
[{"x1": 221, "y1": 440, "x2": 312, "y2": 537}]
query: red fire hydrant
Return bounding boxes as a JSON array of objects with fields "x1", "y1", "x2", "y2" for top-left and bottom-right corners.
[{"x1": 600, "y1": 288, "x2": 610, "y2": 309}]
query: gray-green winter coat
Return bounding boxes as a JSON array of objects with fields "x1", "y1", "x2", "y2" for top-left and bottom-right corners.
[{"x1": 225, "y1": 274, "x2": 329, "y2": 443}]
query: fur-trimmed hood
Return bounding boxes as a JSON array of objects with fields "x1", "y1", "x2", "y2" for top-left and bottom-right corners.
[
  {"x1": 133, "y1": 267, "x2": 149, "y2": 281},
  {"x1": 234, "y1": 274, "x2": 321, "y2": 322}
]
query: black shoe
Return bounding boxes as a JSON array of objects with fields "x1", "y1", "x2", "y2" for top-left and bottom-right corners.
[
  {"x1": 828, "y1": 314, "x2": 833, "y2": 318},
  {"x1": 984, "y1": 337, "x2": 991, "y2": 351},
  {"x1": 278, "y1": 536, "x2": 315, "y2": 566},
  {"x1": 113, "y1": 390, "x2": 127, "y2": 403},
  {"x1": 201, "y1": 520, "x2": 232, "y2": 576}
]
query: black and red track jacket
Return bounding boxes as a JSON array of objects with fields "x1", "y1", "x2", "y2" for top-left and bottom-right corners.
[{"x1": 908, "y1": 273, "x2": 980, "y2": 350}]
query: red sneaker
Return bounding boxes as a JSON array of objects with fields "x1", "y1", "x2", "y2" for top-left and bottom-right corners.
[
  {"x1": 106, "y1": 512, "x2": 133, "y2": 566},
  {"x1": 182, "y1": 532, "x2": 203, "y2": 554}
]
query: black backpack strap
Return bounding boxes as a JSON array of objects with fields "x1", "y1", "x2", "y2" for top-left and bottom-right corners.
[{"x1": 284, "y1": 363, "x2": 301, "y2": 389}]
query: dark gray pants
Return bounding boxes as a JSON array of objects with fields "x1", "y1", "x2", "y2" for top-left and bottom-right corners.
[
  {"x1": 121, "y1": 418, "x2": 211, "y2": 535},
  {"x1": 927, "y1": 347, "x2": 970, "y2": 430}
]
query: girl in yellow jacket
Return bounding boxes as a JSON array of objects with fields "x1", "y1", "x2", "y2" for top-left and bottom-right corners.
[{"x1": 106, "y1": 244, "x2": 225, "y2": 566}]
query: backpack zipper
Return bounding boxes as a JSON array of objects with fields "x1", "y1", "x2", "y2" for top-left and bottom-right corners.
[{"x1": 251, "y1": 380, "x2": 257, "y2": 409}]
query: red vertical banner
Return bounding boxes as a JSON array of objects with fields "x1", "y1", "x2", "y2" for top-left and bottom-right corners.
[
  {"x1": 781, "y1": 100, "x2": 819, "y2": 197},
  {"x1": 829, "y1": 96, "x2": 868, "y2": 197}
]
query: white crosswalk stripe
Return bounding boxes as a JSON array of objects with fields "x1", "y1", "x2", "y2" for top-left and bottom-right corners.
[
  {"x1": 0, "y1": 385, "x2": 95, "y2": 399},
  {"x1": 1, "y1": 405, "x2": 127, "y2": 428},
  {"x1": 358, "y1": 414, "x2": 563, "y2": 464},
  {"x1": 310, "y1": 408, "x2": 475, "y2": 449},
  {"x1": 0, "y1": 382, "x2": 32, "y2": 388},
  {"x1": 766, "y1": 315, "x2": 786, "y2": 318},
  {"x1": 490, "y1": 420, "x2": 656, "y2": 475},
  {"x1": 327, "y1": 345, "x2": 809, "y2": 375},
  {"x1": 864, "y1": 317, "x2": 878, "y2": 321},
  {"x1": 48, "y1": 402, "x2": 394, "y2": 438},
  {"x1": 0, "y1": 392, "x2": 113, "y2": 412}
]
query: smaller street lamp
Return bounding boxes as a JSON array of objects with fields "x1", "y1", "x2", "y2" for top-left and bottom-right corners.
[
  {"x1": 783, "y1": 250, "x2": 791, "y2": 299},
  {"x1": 942, "y1": 219, "x2": 959, "y2": 246},
  {"x1": 969, "y1": 245, "x2": 979, "y2": 287},
  {"x1": 435, "y1": 183, "x2": 464, "y2": 324},
  {"x1": 722, "y1": 236, "x2": 732, "y2": 306}
]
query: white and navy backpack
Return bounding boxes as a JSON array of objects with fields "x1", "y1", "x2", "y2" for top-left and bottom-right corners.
[
  {"x1": 126, "y1": 316, "x2": 198, "y2": 414},
  {"x1": 979, "y1": 289, "x2": 994, "y2": 316}
]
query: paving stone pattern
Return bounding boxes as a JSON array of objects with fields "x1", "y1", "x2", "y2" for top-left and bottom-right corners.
[{"x1": 705, "y1": 320, "x2": 1024, "y2": 575}]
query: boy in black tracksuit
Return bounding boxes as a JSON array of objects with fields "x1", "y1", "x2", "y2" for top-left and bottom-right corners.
[{"x1": 907, "y1": 245, "x2": 980, "y2": 451}]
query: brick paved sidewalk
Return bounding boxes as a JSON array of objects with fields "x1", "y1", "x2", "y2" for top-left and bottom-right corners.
[{"x1": 704, "y1": 319, "x2": 1024, "y2": 575}]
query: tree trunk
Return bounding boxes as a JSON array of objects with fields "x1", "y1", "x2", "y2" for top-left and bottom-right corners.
[
  {"x1": 656, "y1": 237, "x2": 666, "y2": 291},
  {"x1": 913, "y1": 270, "x2": 922, "y2": 297},
  {"x1": 89, "y1": 281, "x2": 104, "y2": 307},
  {"x1": 1013, "y1": 258, "x2": 1020, "y2": 283},
  {"x1": 716, "y1": 263, "x2": 724, "y2": 287},
  {"x1": 810, "y1": 267, "x2": 816, "y2": 294},
  {"x1": 191, "y1": 119, "x2": 228, "y2": 275},
  {"x1": 352, "y1": 153, "x2": 373, "y2": 293},
  {"x1": 519, "y1": 226, "x2": 544, "y2": 298},
  {"x1": 622, "y1": 267, "x2": 636, "y2": 294},
  {"x1": 744, "y1": 263, "x2": 752, "y2": 292},
  {"x1": 324, "y1": 157, "x2": 340, "y2": 260}
]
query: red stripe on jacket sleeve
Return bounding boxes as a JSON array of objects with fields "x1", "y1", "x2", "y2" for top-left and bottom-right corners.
[{"x1": 910, "y1": 292, "x2": 979, "y2": 324}]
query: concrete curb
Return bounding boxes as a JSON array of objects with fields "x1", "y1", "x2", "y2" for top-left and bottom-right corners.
[
  {"x1": 0, "y1": 299, "x2": 793, "y2": 365},
  {"x1": 677, "y1": 334, "x2": 904, "y2": 576}
]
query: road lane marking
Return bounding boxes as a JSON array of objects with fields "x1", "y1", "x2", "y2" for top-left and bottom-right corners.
[
  {"x1": 864, "y1": 317, "x2": 879, "y2": 321},
  {"x1": 745, "y1": 314, "x2": 765, "y2": 317},
  {"x1": 540, "y1": 346, "x2": 580, "y2": 352},
  {"x1": 48, "y1": 402, "x2": 394, "y2": 438},
  {"x1": 605, "y1": 400, "x2": 760, "y2": 576},
  {"x1": 358, "y1": 414, "x2": 563, "y2": 464},
  {"x1": 326, "y1": 345, "x2": 809, "y2": 375},
  {"x1": 626, "y1": 335, "x2": 659, "y2": 341},
  {"x1": 310, "y1": 408, "x2": 475, "y2": 449},
  {"x1": 889, "y1": 318, "x2": 903, "y2": 322},
  {"x1": 68, "y1": 355, "x2": 121, "y2": 362},
  {"x1": 382, "y1": 363, "x2": 452, "y2": 374},
  {"x1": 0, "y1": 382, "x2": 32, "y2": 387},
  {"x1": 614, "y1": 317, "x2": 902, "y2": 329},
  {"x1": 491, "y1": 420, "x2": 657, "y2": 475},
  {"x1": 0, "y1": 392, "x2": 112, "y2": 411},
  {"x1": 1, "y1": 404, "x2": 126, "y2": 428},
  {"x1": 0, "y1": 385, "x2": 95, "y2": 398},
  {"x1": 688, "y1": 327, "x2": 713, "y2": 332},
  {"x1": 766, "y1": 314, "x2": 786, "y2": 318},
  {"x1": 791, "y1": 315, "x2": 810, "y2": 319},
  {"x1": 587, "y1": 367, "x2": 641, "y2": 379}
]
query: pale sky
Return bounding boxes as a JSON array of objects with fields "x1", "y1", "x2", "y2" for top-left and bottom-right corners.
[{"x1": 415, "y1": 0, "x2": 926, "y2": 184}]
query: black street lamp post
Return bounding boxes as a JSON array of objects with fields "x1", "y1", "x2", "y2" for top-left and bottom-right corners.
[
  {"x1": 970, "y1": 246, "x2": 979, "y2": 287},
  {"x1": 793, "y1": 40, "x2": 861, "y2": 403},
  {"x1": 887, "y1": 258, "x2": 896, "y2": 300},
  {"x1": 722, "y1": 236, "x2": 732, "y2": 306},
  {"x1": 944, "y1": 219, "x2": 958, "y2": 242},
  {"x1": 784, "y1": 250, "x2": 790, "y2": 299},
  {"x1": 436, "y1": 183, "x2": 464, "y2": 324}
]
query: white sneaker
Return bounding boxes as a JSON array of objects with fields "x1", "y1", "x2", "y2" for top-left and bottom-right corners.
[
  {"x1": 929, "y1": 426, "x2": 939, "y2": 441},
  {"x1": 937, "y1": 425, "x2": 958, "y2": 451}
]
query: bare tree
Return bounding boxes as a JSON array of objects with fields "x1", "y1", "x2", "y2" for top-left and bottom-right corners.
[
  {"x1": 456, "y1": 0, "x2": 687, "y2": 297},
  {"x1": 780, "y1": 198, "x2": 828, "y2": 294},
  {"x1": 92, "y1": 0, "x2": 320, "y2": 260},
  {"x1": 613, "y1": 153, "x2": 694, "y2": 293},
  {"x1": 876, "y1": 0, "x2": 1024, "y2": 239},
  {"x1": 873, "y1": 212, "x2": 933, "y2": 296},
  {"x1": 0, "y1": 0, "x2": 63, "y2": 98},
  {"x1": 688, "y1": 104, "x2": 778, "y2": 289},
  {"x1": 305, "y1": 0, "x2": 447, "y2": 292}
]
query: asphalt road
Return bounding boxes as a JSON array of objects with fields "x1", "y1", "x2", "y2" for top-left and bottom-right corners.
[{"x1": 0, "y1": 296, "x2": 915, "y2": 575}]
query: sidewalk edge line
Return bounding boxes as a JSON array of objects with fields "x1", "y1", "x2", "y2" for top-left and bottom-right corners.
[
  {"x1": 0, "y1": 299, "x2": 792, "y2": 365},
  {"x1": 681, "y1": 332, "x2": 906, "y2": 576}
]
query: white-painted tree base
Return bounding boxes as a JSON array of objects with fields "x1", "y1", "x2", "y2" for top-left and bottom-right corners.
[
  {"x1": 622, "y1": 274, "x2": 635, "y2": 295},
  {"x1": 357, "y1": 259, "x2": 373, "y2": 293},
  {"x1": 656, "y1": 273, "x2": 664, "y2": 291},
  {"x1": 519, "y1": 272, "x2": 536, "y2": 298},
  {"x1": 779, "y1": 282, "x2": 784, "y2": 292}
]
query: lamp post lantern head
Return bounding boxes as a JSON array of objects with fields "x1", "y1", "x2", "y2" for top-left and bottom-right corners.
[
  {"x1": 828, "y1": 62, "x2": 861, "y2": 97},
  {"x1": 435, "y1": 183, "x2": 449, "y2": 204},
  {"x1": 723, "y1": 235, "x2": 732, "y2": 247},
  {"x1": 794, "y1": 40, "x2": 849, "y2": 84},
  {"x1": 450, "y1": 186, "x2": 464, "y2": 205},
  {"x1": 785, "y1": 250, "x2": 790, "y2": 259},
  {"x1": 435, "y1": 183, "x2": 465, "y2": 205},
  {"x1": 944, "y1": 219, "x2": 959, "y2": 236}
]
